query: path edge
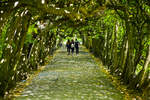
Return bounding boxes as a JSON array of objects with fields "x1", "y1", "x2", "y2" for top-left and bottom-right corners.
[
  {"x1": 82, "y1": 46, "x2": 138, "y2": 100},
  {"x1": 5, "y1": 49, "x2": 59, "y2": 99}
]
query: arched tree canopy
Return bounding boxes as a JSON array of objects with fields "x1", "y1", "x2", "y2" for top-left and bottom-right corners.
[{"x1": 0, "y1": 0, "x2": 150, "y2": 99}]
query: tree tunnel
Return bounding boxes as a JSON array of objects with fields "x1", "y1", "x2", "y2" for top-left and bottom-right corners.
[{"x1": 0, "y1": 0, "x2": 150, "y2": 99}]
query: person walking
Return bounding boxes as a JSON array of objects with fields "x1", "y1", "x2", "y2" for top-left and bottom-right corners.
[
  {"x1": 70, "y1": 39, "x2": 75, "y2": 55},
  {"x1": 66, "y1": 39, "x2": 71, "y2": 55},
  {"x1": 75, "y1": 39, "x2": 79, "y2": 55}
]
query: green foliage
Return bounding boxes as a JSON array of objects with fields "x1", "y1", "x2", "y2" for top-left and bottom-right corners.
[
  {"x1": 0, "y1": 17, "x2": 11, "y2": 58},
  {"x1": 24, "y1": 24, "x2": 37, "y2": 44},
  {"x1": 0, "y1": 0, "x2": 150, "y2": 99},
  {"x1": 143, "y1": 4, "x2": 150, "y2": 15},
  {"x1": 82, "y1": 1, "x2": 150, "y2": 98}
]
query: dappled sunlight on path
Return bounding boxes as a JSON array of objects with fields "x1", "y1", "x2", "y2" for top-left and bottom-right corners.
[{"x1": 15, "y1": 46, "x2": 126, "y2": 100}]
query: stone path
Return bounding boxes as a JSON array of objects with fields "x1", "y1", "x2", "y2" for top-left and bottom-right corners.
[{"x1": 15, "y1": 46, "x2": 126, "y2": 100}]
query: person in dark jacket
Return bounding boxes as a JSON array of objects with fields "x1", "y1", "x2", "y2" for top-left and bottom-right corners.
[
  {"x1": 75, "y1": 39, "x2": 79, "y2": 55},
  {"x1": 70, "y1": 39, "x2": 75, "y2": 55},
  {"x1": 66, "y1": 39, "x2": 71, "y2": 55}
]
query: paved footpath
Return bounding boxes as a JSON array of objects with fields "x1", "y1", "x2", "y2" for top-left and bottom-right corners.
[{"x1": 15, "y1": 46, "x2": 126, "y2": 100}]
